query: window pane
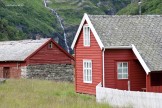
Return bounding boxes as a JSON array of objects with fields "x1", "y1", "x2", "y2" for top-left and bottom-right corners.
[
  {"x1": 86, "y1": 62, "x2": 88, "y2": 68},
  {"x1": 87, "y1": 69, "x2": 89, "y2": 76},
  {"x1": 118, "y1": 68, "x2": 122, "y2": 73},
  {"x1": 84, "y1": 62, "x2": 86, "y2": 68},
  {"x1": 123, "y1": 63, "x2": 128, "y2": 67},
  {"x1": 123, "y1": 74, "x2": 128, "y2": 79},
  {"x1": 123, "y1": 67, "x2": 128, "y2": 73},
  {"x1": 89, "y1": 62, "x2": 91, "y2": 68},
  {"x1": 84, "y1": 69, "x2": 86, "y2": 81},
  {"x1": 87, "y1": 27, "x2": 90, "y2": 45},
  {"x1": 118, "y1": 63, "x2": 122, "y2": 68},
  {"x1": 89, "y1": 70, "x2": 92, "y2": 81},
  {"x1": 87, "y1": 70, "x2": 89, "y2": 81}
]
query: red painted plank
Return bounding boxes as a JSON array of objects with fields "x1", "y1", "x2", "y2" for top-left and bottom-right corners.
[
  {"x1": 74, "y1": 23, "x2": 102, "y2": 95},
  {"x1": 104, "y1": 49, "x2": 146, "y2": 91}
]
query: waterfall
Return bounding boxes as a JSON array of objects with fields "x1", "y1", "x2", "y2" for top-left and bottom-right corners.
[{"x1": 43, "y1": 0, "x2": 70, "y2": 53}]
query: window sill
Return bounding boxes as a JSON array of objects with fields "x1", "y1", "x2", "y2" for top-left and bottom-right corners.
[
  {"x1": 117, "y1": 79, "x2": 128, "y2": 80},
  {"x1": 83, "y1": 81, "x2": 92, "y2": 84},
  {"x1": 83, "y1": 46, "x2": 90, "y2": 47}
]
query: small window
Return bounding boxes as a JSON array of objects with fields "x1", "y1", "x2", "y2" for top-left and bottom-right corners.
[
  {"x1": 117, "y1": 62, "x2": 128, "y2": 79},
  {"x1": 83, "y1": 60, "x2": 92, "y2": 83},
  {"x1": 48, "y1": 42, "x2": 53, "y2": 49},
  {"x1": 83, "y1": 24, "x2": 90, "y2": 46}
]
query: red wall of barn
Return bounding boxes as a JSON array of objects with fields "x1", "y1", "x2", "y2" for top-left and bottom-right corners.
[
  {"x1": 26, "y1": 41, "x2": 73, "y2": 65},
  {"x1": 0, "y1": 62, "x2": 26, "y2": 78},
  {"x1": 104, "y1": 49, "x2": 146, "y2": 91},
  {"x1": 75, "y1": 24, "x2": 102, "y2": 95}
]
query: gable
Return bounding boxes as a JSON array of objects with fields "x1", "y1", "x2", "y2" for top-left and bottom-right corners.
[
  {"x1": 26, "y1": 39, "x2": 74, "y2": 64},
  {"x1": 71, "y1": 13, "x2": 104, "y2": 49}
]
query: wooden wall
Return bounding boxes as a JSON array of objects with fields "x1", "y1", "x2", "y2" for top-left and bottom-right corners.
[
  {"x1": 26, "y1": 40, "x2": 73, "y2": 65},
  {"x1": 104, "y1": 49, "x2": 146, "y2": 91},
  {"x1": 75, "y1": 23, "x2": 102, "y2": 95}
]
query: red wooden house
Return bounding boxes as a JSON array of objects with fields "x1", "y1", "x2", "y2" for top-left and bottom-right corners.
[
  {"x1": 0, "y1": 38, "x2": 74, "y2": 80},
  {"x1": 71, "y1": 14, "x2": 162, "y2": 95}
]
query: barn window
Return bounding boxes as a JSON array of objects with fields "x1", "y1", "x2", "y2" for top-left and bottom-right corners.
[
  {"x1": 83, "y1": 60, "x2": 92, "y2": 83},
  {"x1": 83, "y1": 24, "x2": 90, "y2": 46},
  {"x1": 48, "y1": 42, "x2": 53, "y2": 49},
  {"x1": 117, "y1": 62, "x2": 128, "y2": 79}
]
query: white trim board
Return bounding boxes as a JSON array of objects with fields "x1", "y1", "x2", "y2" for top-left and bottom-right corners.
[
  {"x1": 106, "y1": 45, "x2": 151, "y2": 74},
  {"x1": 105, "y1": 46, "x2": 132, "y2": 49},
  {"x1": 131, "y1": 44, "x2": 150, "y2": 74},
  {"x1": 71, "y1": 13, "x2": 104, "y2": 49}
]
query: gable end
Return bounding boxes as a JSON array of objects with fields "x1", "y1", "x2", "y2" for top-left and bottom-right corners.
[{"x1": 71, "y1": 13, "x2": 104, "y2": 50}]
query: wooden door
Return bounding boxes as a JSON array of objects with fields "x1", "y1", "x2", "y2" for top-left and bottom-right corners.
[
  {"x1": 3, "y1": 67, "x2": 10, "y2": 78},
  {"x1": 116, "y1": 62, "x2": 129, "y2": 90}
]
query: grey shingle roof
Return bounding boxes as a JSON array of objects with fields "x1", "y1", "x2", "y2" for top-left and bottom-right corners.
[
  {"x1": 0, "y1": 38, "x2": 50, "y2": 61},
  {"x1": 88, "y1": 15, "x2": 162, "y2": 71}
]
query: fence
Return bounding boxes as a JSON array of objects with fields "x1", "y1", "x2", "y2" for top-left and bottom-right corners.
[{"x1": 96, "y1": 83, "x2": 162, "y2": 108}]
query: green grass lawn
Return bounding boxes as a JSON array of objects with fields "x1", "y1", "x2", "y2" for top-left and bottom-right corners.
[{"x1": 0, "y1": 79, "x2": 110, "y2": 108}]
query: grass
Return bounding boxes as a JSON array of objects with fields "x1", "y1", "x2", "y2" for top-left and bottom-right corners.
[{"x1": 0, "y1": 79, "x2": 110, "y2": 108}]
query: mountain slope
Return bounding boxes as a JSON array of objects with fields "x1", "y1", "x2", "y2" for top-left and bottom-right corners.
[
  {"x1": 0, "y1": 0, "x2": 58, "y2": 40},
  {"x1": 117, "y1": 0, "x2": 162, "y2": 15},
  {"x1": 0, "y1": 0, "x2": 130, "y2": 52}
]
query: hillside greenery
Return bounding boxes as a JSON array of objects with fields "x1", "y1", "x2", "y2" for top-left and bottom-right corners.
[
  {"x1": 0, "y1": 0, "x2": 130, "y2": 51},
  {"x1": 117, "y1": 0, "x2": 162, "y2": 15},
  {"x1": 0, "y1": 0, "x2": 58, "y2": 41},
  {"x1": 0, "y1": 0, "x2": 161, "y2": 51},
  {"x1": 0, "y1": 79, "x2": 110, "y2": 108}
]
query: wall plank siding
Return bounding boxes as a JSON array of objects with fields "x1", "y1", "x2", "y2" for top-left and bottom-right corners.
[
  {"x1": 104, "y1": 49, "x2": 146, "y2": 91},
  {"x1": 75, "y1": 23, "x2": 102, "y2": 95},
  {"x1": 27, "y1": 41, "x2": 72, "y2": 65}
]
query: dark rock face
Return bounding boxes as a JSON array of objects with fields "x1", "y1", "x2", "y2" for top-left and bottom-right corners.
[{"x1": 25, "y1": 64, "x2": 74, "y2": 82}]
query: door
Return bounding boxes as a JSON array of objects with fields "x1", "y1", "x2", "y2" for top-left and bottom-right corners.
[
  {"x1": 116, "y1": 62, "x2": 130, "y2": 90},
  {"x1": 3, "y1": 67, "x2": 10, "y2": 78}
]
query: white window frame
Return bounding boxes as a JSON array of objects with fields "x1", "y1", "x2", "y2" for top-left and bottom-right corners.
[
  {"x1": 83, "y1": 24, "x2": 90, "y2": 47},
  {"x1": 83, "y1": 60, "x2": 92, "y2": 83},
  {"x1": 117, "y1": 62, "x2": 128, "y2": 79}
]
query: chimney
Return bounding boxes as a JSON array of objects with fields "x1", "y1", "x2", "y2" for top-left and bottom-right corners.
[
  {"x1": 36, "y1": 34, "x2": 41, "y2": 40},
  {"x1": 138, "y1": 0, "x2": 142, "y2": 15}
]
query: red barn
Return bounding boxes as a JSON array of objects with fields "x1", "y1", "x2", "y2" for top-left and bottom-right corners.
[
  {"x1": 71, "y1": 14, "x2": 162, "y2": 95},
  {"x1": 0, "y1": 38, "x2": 74, "y2": 81}
]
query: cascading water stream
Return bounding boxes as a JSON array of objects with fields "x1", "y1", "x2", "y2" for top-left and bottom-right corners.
[{"x1": 43, "y1": 0, "x2": 70, "y2": 53}]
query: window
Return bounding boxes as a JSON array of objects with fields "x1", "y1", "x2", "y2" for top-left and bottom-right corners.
[
  {"x1": 117, "y1": 62, "x2": 128, "y2": 79},
  {"x1": 83, "y1": 60, "x2": 92, "y2": 83},
  {"x1": 48, "y1": 42, "x2": 53, "y2": 49},
  {"x1": 83, "y1": 25, "x2": 90, "y2": 46}
]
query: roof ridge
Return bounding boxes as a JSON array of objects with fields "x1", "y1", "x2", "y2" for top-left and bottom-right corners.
[
  {"x1": 0, "y1": 38, "x2": 51, "y2": 44},
  {"x1": 88, "y1": 14, "x2": 162, "y2": 18}
]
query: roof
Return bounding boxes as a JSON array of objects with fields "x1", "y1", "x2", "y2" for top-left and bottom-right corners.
[
  {"x1": 72, "y1": 14, "x2": 162, "y2": 72},
  {"x1": 88, "y1": 15, "x2": 162, "y2": 72},
  {"x1": 0, "y1": 38, "x2": 50, "y2": 61}
]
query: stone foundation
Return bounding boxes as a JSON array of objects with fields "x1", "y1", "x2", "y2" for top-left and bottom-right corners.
[{"x1": 21, "y1": 64, "x2": 74, "y2": 82}]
